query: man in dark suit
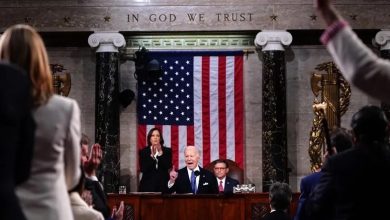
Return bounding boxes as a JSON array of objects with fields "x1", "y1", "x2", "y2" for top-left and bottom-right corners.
[
  {"x1": 263, "y1": 182, "x2": 292, "y2": 220},
  {"x1": 213, "y1": 159, "x2": 239, "y2": 194},
  {"x1": 81, "y1": 134, "x2": 121, "y2": 219},
  {"x1": 167, "y1": 146, "x2": 218, "y2": 194},
  {"x1": 0, "y1": 63, "x2": 35, "y2": 220},
  {"x1": 294, "y1": 127, "x2": 352, "y2": 220},
  {"x1": 307, "y1": 105, "x2": 390, "y2": 220}
]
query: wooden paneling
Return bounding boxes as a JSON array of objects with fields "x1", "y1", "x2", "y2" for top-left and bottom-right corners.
[{"x1": 108, "y1": 193, "x2": 299, "y2": 220}]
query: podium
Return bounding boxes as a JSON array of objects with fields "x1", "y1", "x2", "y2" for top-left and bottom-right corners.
[{"x1": 108, "y1": 193, "x2": 299, "y2": 220}]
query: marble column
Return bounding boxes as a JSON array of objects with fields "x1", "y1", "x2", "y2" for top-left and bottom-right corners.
[
  {"x1": 88, "y1": 32, "x2": 126, "y2": 193},
  {"x1": 255, "y1": 31, "x2": 292, "y2": 192},
  {"x1": 375, "y1": 30, "x2": 390, "y2": 118}
]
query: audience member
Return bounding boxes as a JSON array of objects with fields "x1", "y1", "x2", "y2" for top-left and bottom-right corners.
[
  {"x1": 69, "y1": 167, "x2": 105, "y2": 220},
  {"x1": 294, "y1": 127, "x2": 353, "y2": 220},
  {"x1": 263, "y1": 182, "x2": 292, "y2": 220},
  {"x1": 139, "y1": 127, "x2": 172, "y2": 192},
  {"x1": 0, "y1": 24, "x2": 81, "y2": 220},
  {"x1": 80, "y1": 133, "x2": 124, "y2": 220},
  {"x1": 307, "y1": 105, "x2": 390, "y2": 220},
  {"x1": 167, "y1": 146, "x2": 218, "y2": 194},
  {"x1": 0, "y1": 63, "x2": 35, "y2": 220},
  {"x1": 213, "y1": 159, "x2": 239, "y2": 194},
  {"x1": 315, "y1": 0, "x2": 390, "y2": 103}
]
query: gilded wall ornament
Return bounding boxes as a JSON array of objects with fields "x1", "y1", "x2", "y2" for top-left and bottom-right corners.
[
  {"x1": 308, "y1": 62, "x2": 351, "y2": 171},
  {"x1": 50, "y1": 64, "x2": 71, "y2": 97}
]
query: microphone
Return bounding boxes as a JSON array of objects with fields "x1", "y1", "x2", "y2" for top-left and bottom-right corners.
[{"x1": 194, "y1": 170, "x2": 200, "y2": 177}]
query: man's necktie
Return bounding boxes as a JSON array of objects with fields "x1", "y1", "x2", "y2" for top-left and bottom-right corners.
[
  {"x1": 191, "y1": 170, "x2": 196, "y2": 194},
  {"x1": 219, "y1": 180, "x2": 224, "y2": 193}
]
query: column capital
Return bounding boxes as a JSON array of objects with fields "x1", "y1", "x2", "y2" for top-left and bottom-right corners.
[
  {"x1": 375, "y1": 30, "x2": 390, "y2": 50},
  {"x1": 88, "y1": 32, "x2": 126, "y2": 53},
  {"x1": 255, "y1": 30, "x2": 292, "y2": 51}
]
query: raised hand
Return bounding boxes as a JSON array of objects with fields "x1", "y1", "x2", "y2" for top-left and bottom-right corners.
[
  {"x1": 314, "y1": 0, "x2": 331, "y2": 10},
  {"x1": 314, "y1": 0, "x2": 340, "y2": 26},
  {"x1": 84, "y1": 143, "x2": 103, "y2": 176},
  {"x1": 169, "y1": 165, "x2": 178, "y2": 184},
  {"x1": 91, "y1": 143, "x2": 103, "y2": 167}
]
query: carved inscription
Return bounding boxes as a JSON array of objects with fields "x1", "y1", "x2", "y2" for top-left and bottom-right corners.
[{"x1": 127, "y1": 12, "x2": 253, "y2": 23}]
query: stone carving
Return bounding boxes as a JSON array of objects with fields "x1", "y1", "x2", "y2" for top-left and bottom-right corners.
[
  {"x1": 88, "y1": 32, "x2": 126, "y2": 53},
  {"x1": 254, "y1": 31, "x2": 292, "y2": 51}
]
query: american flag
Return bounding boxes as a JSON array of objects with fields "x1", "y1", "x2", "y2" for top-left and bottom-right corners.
[{"x1": 137, "y1": 51, "x2": 244, "y2": 169}]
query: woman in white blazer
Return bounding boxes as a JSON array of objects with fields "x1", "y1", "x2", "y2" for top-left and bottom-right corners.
[{"x1": 0, "y1": 24, "x2": 81, "y2": 220}]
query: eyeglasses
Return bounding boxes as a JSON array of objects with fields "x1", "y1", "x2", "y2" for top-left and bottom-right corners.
[{"x1": 214, "y1": 167, "x2": 227, "y2": 170}]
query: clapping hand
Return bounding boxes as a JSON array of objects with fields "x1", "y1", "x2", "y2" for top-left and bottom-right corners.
[
  {"x1": 111, "y1": 201, "x2": 124, "y2": 220},
  {"x1": 84, "y1": 143, "x2": 103, "y2": 176},
  {"x1": 150, "y1": 144, "x2": 163, "y2": 158},
  {"x1": 81, "y1": 190, "x2": 93, "y2": 207}
]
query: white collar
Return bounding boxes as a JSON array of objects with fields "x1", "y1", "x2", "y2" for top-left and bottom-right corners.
[
  {"x1": 187, "y1": 166, "x2": 200, "y2": 173},
  {"x1": 217, "y1": 176, "x2": 226, "y2": 183}
]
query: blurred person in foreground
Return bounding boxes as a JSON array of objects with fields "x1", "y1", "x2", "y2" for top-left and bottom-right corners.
[
  {"x1": 315, "y1": 0, "x2": 390, "y2": 103},
  {"x1": 69, "y1": 167, "x2": 105, "y2": 220},
  {"x1": 0, "y1": 63, "x2": 35, "y2": 220},
  {"x1": 307, "y1": 105, "x2": 390, "y2": 220},
  {"x1": 0, "y1": 24, "x2": 80, "y2": 220},
  {"x1": 294, "y1": 127, "x2": 353, "y2": 220}
]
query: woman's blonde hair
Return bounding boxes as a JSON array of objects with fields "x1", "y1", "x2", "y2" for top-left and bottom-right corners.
[{"x1": 0, "y1": 24, "x2": 53, "y2": 107}]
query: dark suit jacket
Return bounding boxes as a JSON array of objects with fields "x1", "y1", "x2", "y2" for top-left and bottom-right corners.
[
  {"x1": 219, "y1": 176, "x2": 239, "y2": 194},
  {"x1": 84, "y1": 178, "x2": 110, "y2": 219},
  {"x1": 307, "y1": 144, "x2": 390, "y2": 220},
  {"x1": 0, "y1": 63, "x2": 35, "y2": 220},
  {"x1": 166, "y1": 167, "x2": 218, "y2": 194},
  {"x1": 263, "y1": 210, "x2": 291, "y2": 220},
  {"x1": 139, "y1": 146, "x2": 172, "y2": 192},
  {"x1": 294, "y1": 172, "x2": 322, "y2": 220}
]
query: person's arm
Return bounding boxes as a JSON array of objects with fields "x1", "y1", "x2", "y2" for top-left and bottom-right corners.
[
  {"x1": 64, "y1": 100, "x2": 81, "y2": 190},
  {"x1": 316, "y1": 0, "x2": 390, "y2": 103},
  {"x1": 165, "y1": 166, "x2": 178, "y2": 193},
  {"x1": 139, "y1": 147, "x2": 155, "y2": 173}
]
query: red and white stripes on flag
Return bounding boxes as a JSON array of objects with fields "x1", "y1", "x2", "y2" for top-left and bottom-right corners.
[{"x1": 137, "y1": 51, "x2": 244, "y2": 169}]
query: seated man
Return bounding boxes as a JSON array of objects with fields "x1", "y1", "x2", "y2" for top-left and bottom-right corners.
[
  {"x1": 80, "y1": 134, "x2": 124, "y2": 220},
  {"x1": 213, "y1": 159, "x2": 239, "y2": 194},
  {"x1": 167, "y1": 146, "x2": 218, "y2": 194}
]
